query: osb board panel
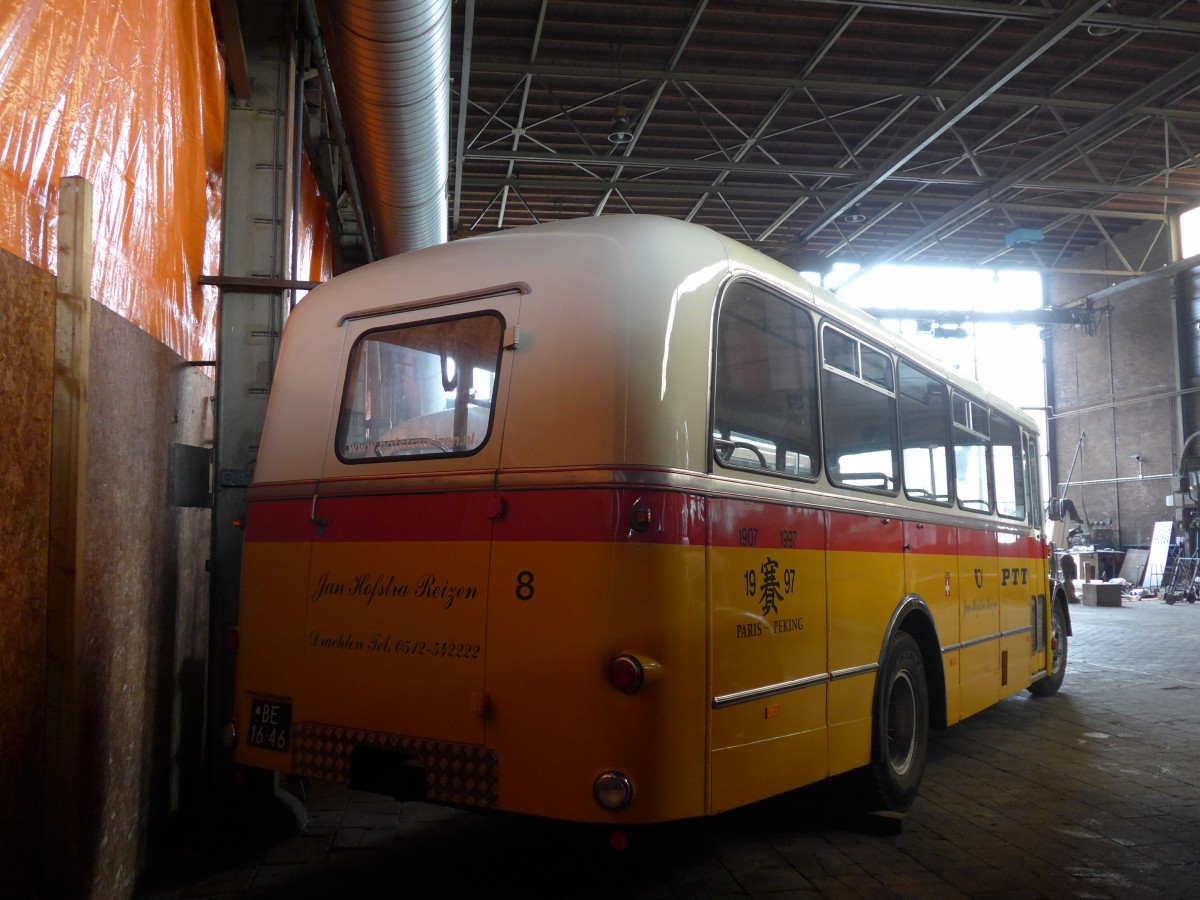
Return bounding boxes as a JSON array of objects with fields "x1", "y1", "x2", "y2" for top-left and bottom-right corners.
[
  {"x1": 79, "y1": 302, "x2": 213, "y2": 899},
  {"x1": 0, "y1": 249, "x2": 215, "y2": 899},
  {"x1": 0, "y1": 248, "x2": 54, "y2": 897}
]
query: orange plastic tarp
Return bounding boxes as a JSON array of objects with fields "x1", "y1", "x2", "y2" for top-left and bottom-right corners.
[
  {"x1": 298, "y1": 152, "x2": 333, "y2": 287},
  {"x1": 0, "y1": 0, "x2": 226, "y2": 361}
]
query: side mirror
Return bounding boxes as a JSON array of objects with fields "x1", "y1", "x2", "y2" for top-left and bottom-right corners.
[
  {"x1": 1182, "y1": 458, "x2": 1200, "y2": 502},
  {"x1": 1046, "y1": 497, "x2": 1062, "y2": 521}
]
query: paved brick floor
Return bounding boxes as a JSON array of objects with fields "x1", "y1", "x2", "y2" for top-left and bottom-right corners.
[{"x1": 140, "y1": 598, "x2": 1200, "y2": 899}]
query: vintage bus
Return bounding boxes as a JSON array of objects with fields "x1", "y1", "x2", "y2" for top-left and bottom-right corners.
[{"x1": 232, "y1": 214, "x2": 1068, "y2": 824}]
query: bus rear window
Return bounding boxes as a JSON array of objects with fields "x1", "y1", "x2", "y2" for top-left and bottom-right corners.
[{"x1": 336, "y1": 313, "x2": 504, "y2": 462}]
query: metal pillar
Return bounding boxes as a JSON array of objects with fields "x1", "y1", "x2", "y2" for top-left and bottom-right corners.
[{"x1": 208, "y1": 0, "x2": 298, "y2": 790}]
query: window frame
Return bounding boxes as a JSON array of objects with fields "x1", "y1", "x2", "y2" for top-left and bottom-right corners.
[
  {"x1": 333, "y1": 310, "x2": 507, "y2": 465},
  {"x1": 819, "y1": 323, "x2": 900, "y2": 496},
  {"x1": 990, "y1": 412, "x2": 1029, "y2": 522},
  {"x1": 951, "y1": 390, "x2": 993, "y2": 515},
  {"x1": 897, "y1": 358, "x2": 954, "y2": 507},
  {"x1": 709, "y1": 279, "x2": 822, "y2": 483}
]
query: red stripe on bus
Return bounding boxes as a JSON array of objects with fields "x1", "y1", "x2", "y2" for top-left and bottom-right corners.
[
  {"x1": 998, "y1": 533, "x2": 1046, "y2": 558},
  {"x1": 495, "y1": 488, "x2": 705, "y2": 544},
  {"x1": 826, "y1": 510, "x2": 904, "y2": 553},
  {"x1": 956, "y1": 528, "x2": 997, "y2": 556},
  {"x1": 708, "y1": 498, "x2": 825, "y2": 550},
  {"x1": 902, "y1": 522, "x2": 957, "y2": 555},
  {"x1": 261, "y1": 488, "x2": 706, "y2": 545},
  {"x1": 245, "y1": 485, "x2": 1047, "y2": 557},
  {"x1": 244, "y1": 498, "x2": 314, "y2": 543},
  {"x1": 316, "y1": 491, "x2": 495, "y2": 542}
]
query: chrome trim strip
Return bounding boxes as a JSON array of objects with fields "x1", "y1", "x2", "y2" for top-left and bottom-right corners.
[
  {"x1": 712, "y1": 672, "x2": 829, "y2": 709},
  {"x1": 960, "y1": 633, "x2": 997, "y2": 649},
  {"x1": 957, "y1": 625, "x2": 1035, "y2": 652},
  {"x1": 830, "y1": 662, "x2": 878, "y2": 681}
]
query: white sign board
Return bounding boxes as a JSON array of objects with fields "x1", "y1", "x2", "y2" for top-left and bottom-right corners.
[{"x1": 1144, "y1": 520, "x2": 1174, "y2": 588}]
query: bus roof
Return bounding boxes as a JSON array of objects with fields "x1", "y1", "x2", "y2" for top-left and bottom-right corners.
[{"x1": 258, "y1": 215, "x2": 1036, "y2": 485}]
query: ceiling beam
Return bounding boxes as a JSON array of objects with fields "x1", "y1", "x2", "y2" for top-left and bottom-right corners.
[
  {"x1": 460, "y1": 177, "x2": 1189, "y2": 220},
  {"x1": 842, "y1": 48, "x2": 1200, "y2": 277},
  {"x1": 462, "y1": 149, "x2": 1200, "y2": 200},
  {"x1": 592, "y1": 0, "x2": 709, "y2": 215},
  {"x1": 451, "y1": 0, "x2": 476, "y2": 232},
  {"x1": 794, "y1": 0, "x2": 1112, "y2": 245},
  {"x1": 496, "y1": 0, "x2": 549, "y2": 229},
  {"x1": 805, "y1": 0, "x2": 1200, "y2": 36},
  {"x1": 469, "y1": 63, "x2": 1200, "y2": 124}
]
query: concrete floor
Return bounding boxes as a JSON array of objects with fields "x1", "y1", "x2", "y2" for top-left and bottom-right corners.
[{"x1": 140, "y1": 598, "x2": 1200, "y2": 899}]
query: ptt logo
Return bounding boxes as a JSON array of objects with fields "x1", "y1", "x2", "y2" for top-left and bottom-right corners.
[{"x1": 1001, "y1": 567, "x2": 1029, "y2": 586}]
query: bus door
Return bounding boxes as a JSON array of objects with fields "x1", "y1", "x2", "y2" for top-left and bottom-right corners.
[
  {"x1": 953, "y1": 396, "x2": 999, "y2": 717},
  {"x1": 898, "y1": 360, "x2": 959, "y2": 721},
  {"x1": 903, "y1": 520, "x2": 960, "y2": 723},
  {"x1": 1026, "y1": 432, "x2": 1051, "y2": 682},
  {"x1": 991, "y1": 418, "x2": 1040, "y2": 694},
  {"x1": 706, "y1": 280, "x2": 828, "y2": 813},
  {"x1": 303, "y1": 295, "x2": 521, "y2": 749},
  {"x1": 957, "y1": 526, "x2": 999, "y2": 717},
  {"x1": 709, "y1": 500, "x2": 828, "y2": 814}
]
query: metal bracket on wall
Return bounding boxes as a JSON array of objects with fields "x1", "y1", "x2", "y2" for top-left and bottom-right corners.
[{"x1": 170, "y1": 443, "x2": 213, "y2": 508}]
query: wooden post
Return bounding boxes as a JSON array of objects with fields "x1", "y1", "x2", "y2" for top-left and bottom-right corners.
[{"x1": 44, "y1": 176, "x2": 92, "y2": 898}]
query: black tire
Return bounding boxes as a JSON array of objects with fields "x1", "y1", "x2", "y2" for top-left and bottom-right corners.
[
  {"x1": 866, "y1": 631, "x2": 928, "y2": 811},
  {"x1": 1029, "y1": 600, "x2": 1067, "y2": 696}
]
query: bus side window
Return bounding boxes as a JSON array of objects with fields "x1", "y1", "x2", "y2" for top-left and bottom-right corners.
[
  {"x1": 712, "y1": 283, "x2": 819, "y2": 478},
  {"x1": 821, "y1": 327, "x2": 898, "y2": 494},
  {"x1": 953, "y1": 394, "x2": 991, "y2": 512},
  {"x1": 898, "y1": 361, "x2": 952, "y2": 504},
  {"x1": 991, "y1": 413, "x2": 1027, "y2": 520},
  {"x1": 1027, "y1": 433, "x2": 1042, "y2": 528}
]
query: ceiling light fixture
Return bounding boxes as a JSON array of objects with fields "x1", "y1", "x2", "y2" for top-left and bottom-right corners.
[
  {"x1": 609, "y1": 107, "x2": 633, "y2": 145},
  {"x1": 608, "y1": 39, "x2": 634, "y2": 146},
  {"x1": 1087, "y1": 1, "x2": 1119, "y2": 36},
  {"x1": 841, "y1": 203, "x2": 866, "y2": 225}
]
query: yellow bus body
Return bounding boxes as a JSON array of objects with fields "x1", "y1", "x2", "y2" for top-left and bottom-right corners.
[{"x1": 233, "y1": 215, "x2": 1058, "y2": 824}]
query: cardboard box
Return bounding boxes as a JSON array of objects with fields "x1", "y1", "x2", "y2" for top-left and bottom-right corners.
[{"x1": 1082, "y1": 582, "x2": 1122, "y2": 607}]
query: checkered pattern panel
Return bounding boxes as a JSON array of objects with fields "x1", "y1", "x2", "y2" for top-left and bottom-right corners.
[{"x1": 291, "y1": 723, "x2": 500, "y2": 808}]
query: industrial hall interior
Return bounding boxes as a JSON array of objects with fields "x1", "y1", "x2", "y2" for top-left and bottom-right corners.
[{"x1": 4, "y1": 1, "x2": 1200, "y2": 899}]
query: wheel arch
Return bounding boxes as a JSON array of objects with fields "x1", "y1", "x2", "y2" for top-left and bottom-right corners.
[
  {"x1": 877, "y1": 594, "x2": 947, "y2": 729},
  {"x1": 1052, "y1": 582, "x2": 1073, "y2": 636}
]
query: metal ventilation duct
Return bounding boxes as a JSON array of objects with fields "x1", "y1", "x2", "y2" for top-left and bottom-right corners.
[{"x1": 322, "y1": 0, "x2": 450, "y2": 255}]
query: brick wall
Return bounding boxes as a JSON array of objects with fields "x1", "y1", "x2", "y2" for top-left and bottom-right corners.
[{"x1": 1045, "y1": 221, "x2": 1184, "y2": 550}]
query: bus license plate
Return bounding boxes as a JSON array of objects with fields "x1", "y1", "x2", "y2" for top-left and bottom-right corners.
[{"x1": 247, "y1": 698, "x2": 292, "y2": 752}]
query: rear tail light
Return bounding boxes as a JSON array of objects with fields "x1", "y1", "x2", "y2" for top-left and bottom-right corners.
[
  {"x1": 608, "y1": 652, "x2": 662, "y2": 693},
  {"x1": 593, "y1": 771, "x2": 633, "y2": 810},
  {"x1": 608, "y1": 654, "x2": 645, "y2": 693}
]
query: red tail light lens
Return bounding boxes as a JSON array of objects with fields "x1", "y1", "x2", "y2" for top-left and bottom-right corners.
[{"x1": 608, "y1": 654, "x2": 645, "y2": 693}]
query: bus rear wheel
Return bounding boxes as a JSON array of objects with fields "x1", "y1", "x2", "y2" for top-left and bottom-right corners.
[{"x1": 866, "y1": 630, "x2": 928, "y2": 812}]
